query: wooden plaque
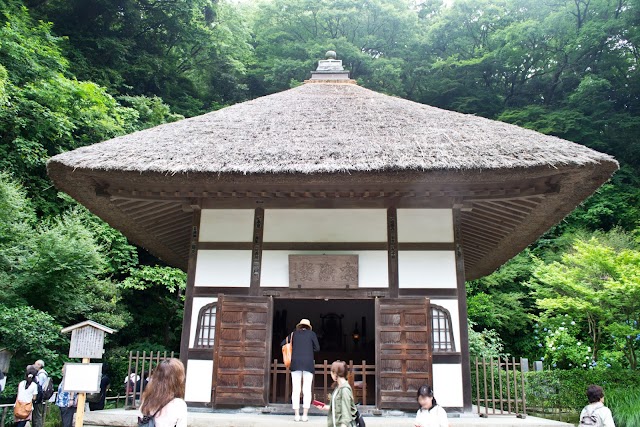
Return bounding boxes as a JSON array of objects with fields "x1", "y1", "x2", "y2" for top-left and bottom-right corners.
[
  {"x1": 69, "y1": 327, "x2": 105, "y2": 359},
  {"x1": 289, "y1": 255, "x2": 358, "y2": 289}
]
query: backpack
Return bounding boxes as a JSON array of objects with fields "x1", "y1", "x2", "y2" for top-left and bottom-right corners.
[
  {"x1": 86, "y1": 392, "x2": 102, "y2": 403},
  {"x1": 35, "y1": 376, "x2": 54, "y2": 403},
  {"x1": 41, "y1": 377, "x2": 55, "y2": 401},
  {"x1": 137, "y1": 414, "x2": 157, "y2": 427},
  {"x1": 580, "y1": 406, "x2": 601, "y2": 426},
  {"x1": 138, "y1": 405, "x2": 164, "y2": 427},
  {"x1": 354, "y1": 409, "x2": 366, "y2": 427}
]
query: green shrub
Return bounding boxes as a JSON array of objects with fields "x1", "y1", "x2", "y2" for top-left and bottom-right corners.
[{"x1": 526, "y1": 368, "x2": 640, "y2": 412}]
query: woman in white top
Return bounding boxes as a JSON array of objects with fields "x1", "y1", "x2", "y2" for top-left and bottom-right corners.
[
  {"x1": 415, "y1": 385, "x2": 449, "y2": 427},
  {"x1": 579, "y1": 384, "x2": 616, "y2": 427},
  {"x1": 139, "y1": 358, "x2": 187, "y2": 427},
  {"x1": 14, "y1": 365, "x2": 39, "y2": 427}
]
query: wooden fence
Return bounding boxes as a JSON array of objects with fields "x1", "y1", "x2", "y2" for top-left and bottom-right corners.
[
  {"x1": 472, "y1": 356, "x2": 528, "y2": 418},
  {"x1": 270, "y1": 360, "x2": 376, "y2": 406},
  {"x1": 125, "y1": 350, "x2": 178, "y2": 409}
]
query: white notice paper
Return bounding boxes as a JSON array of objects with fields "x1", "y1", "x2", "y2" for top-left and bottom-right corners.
[{"x1": 62, "y1": 363, "x2": 102, "y2": 393}]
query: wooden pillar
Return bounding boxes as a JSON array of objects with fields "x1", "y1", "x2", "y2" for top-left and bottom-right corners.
[
  {"x1": 453, "y1": 208, "x2": 473, "y2": 412},
  {"x1": 179, "y1": 208, "x2": 202, "y2": 368},
  {"x1": 387, "y1": 207, "x2": 399, "y2": 298},
  {"x1": 249, "y1": 208, "x2": 264, "y2": 296},
  {"x1": 74, "y1": 358, "x2": 90, "y2": 427}
]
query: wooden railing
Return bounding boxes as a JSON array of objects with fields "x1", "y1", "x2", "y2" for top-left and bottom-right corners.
[
  {"x1": 126, "y1": 351, "x2": 178, "y2": 409},
  {"x1": 0, "y1": 395, "x2": 126, "y2": 426},
  {"x1": 472, "y1": 356, "x2": 528, "y2": 418},
  {"x1": 270, "y1": 360, "x2": 375, "y2": 406}
]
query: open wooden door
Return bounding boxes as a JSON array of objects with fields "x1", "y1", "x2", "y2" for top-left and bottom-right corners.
[
  {"x1": 375, "y1": 297, "x2": 432, "y2": 409},
  {"x1": 211, "y1": 294, "x2": 273, "y2": 406}
]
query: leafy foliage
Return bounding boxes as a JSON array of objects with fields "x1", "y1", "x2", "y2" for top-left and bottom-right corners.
[
  {"x1": 529, "y1": 231, "x2": 640, "y2": 369},
  {"x1": 1, "y1": 0, "x2": 639, "y2": 401}
]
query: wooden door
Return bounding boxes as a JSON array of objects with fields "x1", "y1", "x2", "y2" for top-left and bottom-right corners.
[
  {"x1": 211, "y1": 295, "x2": 273, "y2": 406},
  {"x1": 375, "y1": 297, "x2": 432, "y2": 409}
]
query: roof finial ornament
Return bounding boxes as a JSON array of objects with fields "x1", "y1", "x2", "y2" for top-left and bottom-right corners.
[{"x1": 305, "y1": 50, "x2": 355, "y2": 83}]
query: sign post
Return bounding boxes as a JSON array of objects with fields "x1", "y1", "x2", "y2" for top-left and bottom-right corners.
[{"x1": 61, "y1": 321, "x2": 116, "y2": 427}]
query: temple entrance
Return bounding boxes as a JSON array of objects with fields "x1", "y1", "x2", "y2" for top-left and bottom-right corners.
[{"x1": 270, "y1": 299, "x2": 375, "y2": 405}]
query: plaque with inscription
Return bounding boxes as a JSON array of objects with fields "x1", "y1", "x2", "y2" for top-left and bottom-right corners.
[
  {"x1": 69, "y1": 327, "x2": 105, "y2": 359},
  {"x1": 289, "y1": 255, "x2": 358, "y2": 289}
]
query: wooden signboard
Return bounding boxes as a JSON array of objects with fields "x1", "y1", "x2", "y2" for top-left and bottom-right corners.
[
  {"x1": 289, "y1": 255, "x2": 358, "y2": 289},
  {"x1": 69, "y1": 327, "x2": 105, "y2": 359}
]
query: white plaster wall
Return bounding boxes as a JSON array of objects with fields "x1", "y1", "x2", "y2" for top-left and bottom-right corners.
[
  {"x1": 397, "y1": 209, "x2": 454, "y2": 243},
  {"x1": 431, "y1": 299, "x2": 462, "y2": 353},
  {"x1": 432, "y1": 364, "x2": 463, "y2": 407},
  {"x1": 194, "y1": 250, "x2": 252, "y2": 287},
  {"x1": 398, "y1": 251, "x2": 457, "y2": 288},
  {"x1": 185, "y1": 359, "x2": 213, "y2": 403},
  {"x1": 261, "y1": 250, "x2": 388, "y2": 288},
  {"x1": 199, "y1": 209, "x2": 254, "y2": 242},
  {"x1": 263, "y1": 209, "x2": 386, "y2": 242},
  {"x1": 189, "y1": 297, "x2": 217, "y2": 349}
]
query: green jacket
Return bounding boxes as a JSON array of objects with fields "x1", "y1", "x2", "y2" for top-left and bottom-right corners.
[{"x1": 327, "y1": 383, "x2": 356, "y2": 427}]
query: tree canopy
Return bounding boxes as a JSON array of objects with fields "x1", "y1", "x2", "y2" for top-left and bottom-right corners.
[{"x1": 1, "y1": 0, "x2": 640, "y2": 392}]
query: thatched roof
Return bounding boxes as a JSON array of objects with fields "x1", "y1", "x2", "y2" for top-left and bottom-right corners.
[
  {"x1": 47, "y1": 80, "x2": 618, "y2": 281},
  {"x1": 50, "y1": 83, "x2": 613, "y2": 174}
]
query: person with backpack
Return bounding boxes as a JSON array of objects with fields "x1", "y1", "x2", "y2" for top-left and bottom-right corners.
[
  {"x1": 14, "y1": 365, "x2": 39, "y2": 427},
  {"x1": 138, "y1": 358, "x2": 187, "y2": 427},
  {"x1": 32, "y1": 359, "x2": 51, "y2": 427},
  {"x1": 579, "y1": 384, "x2": 615, "y2": 427}
]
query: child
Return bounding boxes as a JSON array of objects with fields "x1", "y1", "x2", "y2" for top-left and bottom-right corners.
[{"x1": 415, "y1": 385, "x2": 448, "y2": 427}]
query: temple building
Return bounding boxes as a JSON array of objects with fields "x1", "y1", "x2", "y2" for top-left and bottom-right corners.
[{"x1": 47, "y1": 54, "x2": 617, "y2": 411}]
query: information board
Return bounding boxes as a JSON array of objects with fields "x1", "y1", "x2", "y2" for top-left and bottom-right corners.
[{"x1": 62, "y1": 363, "x2": 102, "y2": 393}]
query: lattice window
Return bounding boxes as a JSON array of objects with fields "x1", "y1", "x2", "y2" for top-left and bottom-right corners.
[
  {"x1": 431, "y1": 305, "x2": 455, "y2": 352},
  {"x1": 193, "y1": 303, "x2": 217, "y2": 349}
]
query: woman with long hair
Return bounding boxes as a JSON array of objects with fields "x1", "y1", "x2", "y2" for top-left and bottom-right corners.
[
  {"x1": 415, "y1": 385, "x2": 448, "y2": 427},
  {"x1": 281, "y1": 318, "x2": 319, "y2": 422},
  {"x1": 318, "y1": 360, "x2": 357, "y2": 427},
  {"x1": 139, "y1": 358, "x2": 187, "y2": 427},
  {"x1": 14, "y1": 365, "x2": 39, "y2": 427}
]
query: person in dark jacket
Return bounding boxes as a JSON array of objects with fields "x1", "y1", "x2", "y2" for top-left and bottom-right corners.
[{"x1": 281, "y1": 318, "x2": 319, "y2": 422}]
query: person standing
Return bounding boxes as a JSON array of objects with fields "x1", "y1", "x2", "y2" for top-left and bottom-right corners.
[
  {"x1": 319, "y1": 360, "x2": 356, "y2": 427},
  {"x1": 281, "y1": 318, "x2": 319, "y2": 422},
  {"x1": 415, "y1": 385, "x2": 448, "y2": 427},
  {"x1": 56, "y1": 366, "x2": 78, "y2": 427},
  {"x1": 88, "y1": 367, "x2": 111, "y2": 411},
  {"x1": 139, "y1": 358, "x2": 187, "y2": 427},
  {"x1": 579, "y1": 384, "x2": 616, "y2": 427},
  {"x1": 32, "y1": 359, "x2": 48, "y2": 427},
  {"x1": 14, "y1": 365, "x2": 39, "y2": 427}
]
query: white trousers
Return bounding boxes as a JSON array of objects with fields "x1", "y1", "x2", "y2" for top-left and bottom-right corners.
[{"x1": 291, "y1": 370, "x2": 314, "y2": 410}]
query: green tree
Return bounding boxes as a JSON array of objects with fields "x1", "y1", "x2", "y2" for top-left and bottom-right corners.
[
  {"x1": 120, "y1": 266, "x2": 187, "y2": 348},
  {"x1": 30, "y1": 0, "x2": 253, "y2": 115},
  {"x1": 248, "y1": 0, "x2": 419, "y2": 95},
  {"x1": 529, "y1": 232, "x2": 640, "y2": 368}
]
